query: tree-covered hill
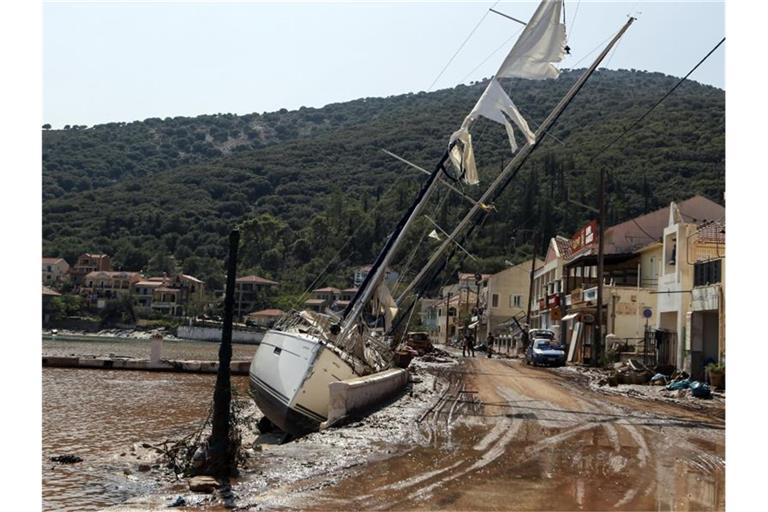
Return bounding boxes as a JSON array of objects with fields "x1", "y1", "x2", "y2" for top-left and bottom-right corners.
[{"x1": 42, "y1": 69, "x2": 724, "y2": 299}]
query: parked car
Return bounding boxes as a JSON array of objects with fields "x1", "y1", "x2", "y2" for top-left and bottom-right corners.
[
  {"x1": 525, "y1": 338, "x2": 566, "y2": 367},
  {"x1": 528, "y1": 329, "x2": 556, "y2": 341},
  {"x1": 406, "y1": 331, "x2": 433, "y2": 355}
]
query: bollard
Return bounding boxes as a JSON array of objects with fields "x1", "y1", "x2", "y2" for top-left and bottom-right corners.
[{"x1": 150, "y1": 332, "x2": 163, "y2": 367}]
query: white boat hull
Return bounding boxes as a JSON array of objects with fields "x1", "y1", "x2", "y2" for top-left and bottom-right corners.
[{"x1": 248, "y1": 329, "x2": 357, "y2": 434}]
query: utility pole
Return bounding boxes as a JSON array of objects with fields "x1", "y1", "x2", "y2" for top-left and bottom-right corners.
[
  {"x1": 444, "y1": 292, "x2": 452, "y2": 345},
  {"x1": 475, "y1": 272, "x2": 482, "y2": 344},
  {"x1": 526, "y1": 231, "x2": 538, "y2": 329},
  {"x1": 204, "y1": 229, "x2": 239, "y2": 477},
  {"x1": 594, "y1": 168, "x2": 606, "y2": 367}
]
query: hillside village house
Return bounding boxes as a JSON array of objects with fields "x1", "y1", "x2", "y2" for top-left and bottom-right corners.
[
  {"x1": 71, "y1": 253, "x2": 111, "y2": 285},
  {"x1": 134, "y1": 274, "x2": 206, "y2": 317},
  {"x1": 304, "y1": 287, "x2": 340, "y2": 312},
  {"x1": 80, "y1": 270, "x2": 142, "y2": 308},
  {"x1": 246, "y1": 308, "x2": 285, "y2": 327},
  {"x1": 234, "y1": 275, "x2": 278, "y2": 320},
  {"x1": 42, "y1": 285, "x2": 61, "y2": 325},
  {"x1": 42, "y1": 257, "x2": 70, "y2": 286}
]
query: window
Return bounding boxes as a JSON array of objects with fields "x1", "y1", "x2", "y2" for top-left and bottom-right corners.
[
  {"x1": 513, "y1": 295, "x2": 522, "y2": 308},
  {"x1": 694, "y1": 259, "x2": 722, "y2": 286},
  {"x1": 492, "y1": 294, "x2": 499, "y2": 308}
]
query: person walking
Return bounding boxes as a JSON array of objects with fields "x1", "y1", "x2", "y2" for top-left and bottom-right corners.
[
  {"x1": 463, "y1": 332, "x2": 475, "y2": 357},
  {"x1": 486, "y1": 333, "x2": 495, "y2": 358}
]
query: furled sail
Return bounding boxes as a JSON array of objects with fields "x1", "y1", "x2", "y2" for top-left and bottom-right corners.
[{"x1": 449, "y1": 0, "x2": 566, "y2": 184}]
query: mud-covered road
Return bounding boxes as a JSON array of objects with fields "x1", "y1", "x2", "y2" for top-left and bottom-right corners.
[{"x1": 260, "y1": 356, "x2": 724, "y2": 511}]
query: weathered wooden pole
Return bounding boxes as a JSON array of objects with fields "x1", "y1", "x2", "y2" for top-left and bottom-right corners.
[{"x1": 207, "y1": 229, "x2": 239, "y2": 476}]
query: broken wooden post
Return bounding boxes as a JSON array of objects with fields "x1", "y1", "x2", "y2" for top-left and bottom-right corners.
[{"x1": 203, "y1": 229, "x2": 239, "y2": 477}]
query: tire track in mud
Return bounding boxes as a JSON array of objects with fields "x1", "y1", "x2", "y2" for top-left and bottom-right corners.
[{"x1": 281, "y1": 357, "x2": 724, "y2": 511}]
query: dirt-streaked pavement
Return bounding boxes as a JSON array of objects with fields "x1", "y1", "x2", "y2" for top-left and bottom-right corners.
[{"x1": 261, "y1": 355, "x2": 724, "y2": 511}]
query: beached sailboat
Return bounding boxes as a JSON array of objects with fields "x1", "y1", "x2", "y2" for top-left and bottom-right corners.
[{"x1": 249, "y1": 0, "x2": 635, "y2": 435}]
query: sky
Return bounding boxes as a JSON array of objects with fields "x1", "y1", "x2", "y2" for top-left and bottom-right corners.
[{"x1": 43, "y1": 1, "x2": 725, "y2": 128}]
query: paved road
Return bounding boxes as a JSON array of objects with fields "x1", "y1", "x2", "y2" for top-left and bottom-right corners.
[{"x1": 288, "y1": 356, "x2": 725, "y2": 511}]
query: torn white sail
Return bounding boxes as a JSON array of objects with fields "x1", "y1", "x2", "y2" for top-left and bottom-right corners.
[
  {"x1": 374, "y1": 282, "x2": 398, "y2": 332},
  {"x1": 496, "y1": 0, "x2": 567, "y2": 80},
  {"x1": 449, "y1": 0, "x2": 565, "y2": 184},
  {"x1": 449, "y1": 78, "x2": 535, "y2": 184},
  {"x1": 428, "y1": 229, "x2": 442, "y2": 241}
]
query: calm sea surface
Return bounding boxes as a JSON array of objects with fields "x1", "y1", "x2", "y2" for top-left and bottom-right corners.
[{"x1": 42, "y1": 339, "x2": 253, "y2": 511}]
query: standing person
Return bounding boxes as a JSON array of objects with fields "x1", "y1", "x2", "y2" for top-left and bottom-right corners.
[
  {"x1": 462, "y1": 332, "x2": 472, "y2": 357},
  {"x1": 486, "y1": 333, "x2": 495, "y2": 359},
  {"x1": 469, "y1": 332, "x2": 476, "y2": 357}
]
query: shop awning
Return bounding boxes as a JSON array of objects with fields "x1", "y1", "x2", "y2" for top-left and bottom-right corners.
[{"x1": 561, "y1": 313, "x2": 579, "y2": 321}]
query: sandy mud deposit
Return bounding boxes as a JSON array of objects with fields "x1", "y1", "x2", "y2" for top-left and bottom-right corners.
[
  {"x1": 109, "y1": 354, "x2": 457, "y2": 510},
  {"x1": 110, "y1": 351, "x2": 724, "y2": 511}
]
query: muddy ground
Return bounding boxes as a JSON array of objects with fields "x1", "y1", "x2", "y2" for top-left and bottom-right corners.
[{"x1": 114, "y1": 348, "x2": 724, "y2": 511}]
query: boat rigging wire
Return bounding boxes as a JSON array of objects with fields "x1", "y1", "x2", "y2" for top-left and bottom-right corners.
[{"x1": 428, "y1": 1, "x2": 500, "y2": 91}]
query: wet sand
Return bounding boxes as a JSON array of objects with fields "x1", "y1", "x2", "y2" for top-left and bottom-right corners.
[{"x1": 249, "y1": 356, "x2": 724, "y2": 511}]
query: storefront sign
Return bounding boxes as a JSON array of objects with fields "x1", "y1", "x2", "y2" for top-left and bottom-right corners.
[{"x1": 570, "y1": 220, "x2": 598, "y2": 253}]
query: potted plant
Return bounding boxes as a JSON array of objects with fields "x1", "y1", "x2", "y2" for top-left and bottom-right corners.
[{"x1": 706, "y1": 362, "x2": 725, "y2": 390}]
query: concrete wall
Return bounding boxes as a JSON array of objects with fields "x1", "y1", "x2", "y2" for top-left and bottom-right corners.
[
  {"x1": 176, "y1": 325, "x2": 264, "y2": 344},
  {"x1": 321, "y1": 368, "x2": 408, "y2": 429},
  {"x1": 605, "y1": 286, "x2": 657, "y2": 339}
]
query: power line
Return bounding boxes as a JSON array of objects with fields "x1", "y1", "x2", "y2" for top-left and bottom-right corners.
[{"x1": 589, "y1": 36, "x2": 725, "y2": 162}]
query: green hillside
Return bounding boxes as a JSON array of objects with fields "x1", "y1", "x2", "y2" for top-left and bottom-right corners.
[{"x1": 42, "y1": 69, "x2": 725, "y2": 300}]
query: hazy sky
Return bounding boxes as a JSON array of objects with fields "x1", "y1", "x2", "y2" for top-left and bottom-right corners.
[{"x1": 43, "y1": 1, "x2": 725, "y2": 128}]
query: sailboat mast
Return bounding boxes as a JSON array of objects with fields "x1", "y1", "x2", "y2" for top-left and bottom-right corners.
[
  {"x1": 338, "y1": 149, "x2": 453, "y2": 339},
  {"x1": 397, "y1": 16, "x2": 636, "y2": 305}
]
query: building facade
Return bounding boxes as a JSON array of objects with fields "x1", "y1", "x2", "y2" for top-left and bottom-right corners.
[
  {"x1": 234, "y1": 275, "x2": 279, "y2": 320},
  {"x1": 71, "y1": 253, "x2": 112, "y2": 286},
  {"x1": 42, "y1": 257, "x2": 70, "y2": 286}
]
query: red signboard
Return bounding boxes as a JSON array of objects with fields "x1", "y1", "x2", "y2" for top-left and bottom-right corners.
[
  {"x1": 547, "y1": 294, "x2": 560, "y2": 308},
  {"x1": 570, "y1": 220, "x2": 598, "y2": 253}
]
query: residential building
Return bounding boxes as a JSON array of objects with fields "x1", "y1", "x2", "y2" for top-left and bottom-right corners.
[
  {"x1": 655, "y1": 201, "x2": 725, "y2": 377},
  {"x1": 246, "y1": 308, "x2": 285, "y2": 327},
  {"x1": 134, "y1": 280, "x2": 165, "y2": 310},
  {"x1": 134, "y1": 273, "x2": 206, "y2": 317},
  {"x1": 353, "y1": 265, "x2": 399, "y2": 288},
  {"x1": 304, "y1": 287, "x2": 340, "y2": 312},
  {"x1": 531, "y1": 236, "x2": 571, "y2": 332},
  {"x1": 533, "y1": 195, "x2": 724, "y2": 365},
  {"x1": 484, "y1": 258, "x2": 541, "y2": 338},
  {"x1": 331, "y1": 287, "x2": 358, "y2": 313},
  {"x1": 42, "y1": 257, "x2": 70, "y2": 286},
  {"x1": 152, "y1": 286, "x2": 183, "y2": 317},
  {"x1": 434, "y1": 273, "x2": 486, "y2": 343},
  {"x1": 71, "y1": 253, "x2": 112, "y2": 286},
  {"x1": 234, "y1": 275, "x2": 279, "y2": 320},
  {"x1": 80, "y1": 271, "x2": 142, "y2": 308},
  {"x1": 42, "y1": 285, "x2": 61, "y2": 325},
  {"x1": 418, "y1": 298, "x2": 442, "y2": 340}
]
